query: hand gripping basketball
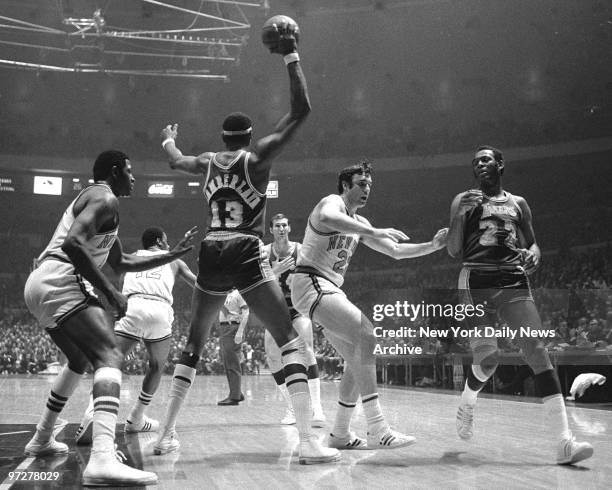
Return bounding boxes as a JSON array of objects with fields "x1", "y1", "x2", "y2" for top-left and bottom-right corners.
[{"x1": 262, "y1": 15, "x2": 299, "y2": 55}]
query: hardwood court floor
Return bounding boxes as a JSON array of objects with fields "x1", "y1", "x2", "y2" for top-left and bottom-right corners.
[{"x1": 0, "y1": 374, "x2": 610, "y2": 489}]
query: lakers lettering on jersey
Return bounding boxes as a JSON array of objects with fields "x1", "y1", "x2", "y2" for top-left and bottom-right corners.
[
  {"x1": 462, "y1": 192, "x2": 523, "y2": 266},
  {"x1": 297, "y1": 216, "x2": 360, "y2": 288},
  {"x1": 122, "y1": 250, "x2": 175, "y2": 305},
  {"x1": 203, "y1": 150, "x2": 267, "y2": 237}
]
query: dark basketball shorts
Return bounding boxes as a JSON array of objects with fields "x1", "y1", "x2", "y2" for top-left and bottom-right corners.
[
  {"x1": 196, "y1": 232, "x2": 274, "y2": 295},
  {"x1": 458, "y1": 266, "x2": 533, "y2": 322}
]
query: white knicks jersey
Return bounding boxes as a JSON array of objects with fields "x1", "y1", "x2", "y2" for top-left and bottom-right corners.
[
  {"x1": 122, "y1": 250, "x2": 175, "y2": 305},
  {"x1": 296, "y1": 214, "x2": 360, "y2": 288},
  {"x1": 37, "y1": 184, "x2": 118, "y2": 268}
]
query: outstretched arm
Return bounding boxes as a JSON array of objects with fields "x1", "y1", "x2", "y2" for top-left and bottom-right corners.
[
  {"x1": 314, "y1": 195, "x2": 409, "y2": 243},
  {"x1": 107, "y1": 227, "x2": 197, "y2": 274},
  {"x1": 176, "y1": 259, "x2": 197, "y2": 288},
  {"x1": 253, "y1": 22, "x2": 311, "y2": 168},
  {"x1": 160, "y1": 124, "x2": 213, "y2": 175},
  {"x1": 362, "y1": 224, "x2": 448, "y2": 259}
]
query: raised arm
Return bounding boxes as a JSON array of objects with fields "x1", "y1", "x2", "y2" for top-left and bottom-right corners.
[
  {"x1": 161, "y1": 123, "x2": 213, "y2": 175},
  {"x1": 252, "y1": 23, "x2": 311, "y2": 168}
]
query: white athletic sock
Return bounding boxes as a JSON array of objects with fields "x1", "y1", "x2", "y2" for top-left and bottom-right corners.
[
  {"x1": 129, "y1": 390, "x2": 154, "y2": 423},
  {"x1": 36, "y1": 366, "x2": 82, "y2": 439},
  {"x1": 362, "y1": 393, "x2": 388, "y2": 435},
  {"x1": 543, "y1": 394, "x2": 571, "y2": 441},
  {"x1": 278, "y1": 383, "x2": 293, "y2": 410},
  {"x1": 308, "y1": 377, "x2": 323, "y2": 412},
  {"x1": 163, "y1": 364, "x2": 196, "y2": 432},
  {"x1": 92, "y1": 367, "x2": 122, "y2": 454},
  {"x1": 332, "y1": 400, "x2": 356, "y2": 437},
  {"x1": 281, "y1": 337, "x2": 313, "y2": 442},
  {"x1": 461, "y1": 382, "x2": 480, "y2": 406},
  {"x1": 289, "y1": 390, "x2": 312, "y2": 442}
]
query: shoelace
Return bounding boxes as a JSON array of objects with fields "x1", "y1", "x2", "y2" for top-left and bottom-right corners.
[{"x1": 114, "y1": 444, "x2": 127, "y2": 463}]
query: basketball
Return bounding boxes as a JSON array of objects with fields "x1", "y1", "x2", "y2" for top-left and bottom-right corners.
[{"x1": 261, "y1": 15, "x2": 300, "y2": 51}]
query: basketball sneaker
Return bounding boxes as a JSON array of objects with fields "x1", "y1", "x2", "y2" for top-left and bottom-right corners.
[
  {"x1": 82, "y1": 450, "x2": 158, "y2": 487},
  {"x1": 125, "y1": 415, "x2": 159, "y2": 434},
  {"x1": 456, "y1": 402, "x2": 474, "y2": 440},
  {"x1": 280, "y1": 407, "x2": 296, "y2": 425},
  {"x1": 298, "y1": 439, "x2": 341, "y2": 465},
  {"x1": 75, "y1": 407, "x2": 94, "y2": 445},
  {"x1": 153, "y1": 429, "x2": 180, "y2": 455},
  {"x1": 328, "y1": 432, "x2": 368, "y2": 450},
  {"x1": 366, "y1": 428, "x2": 416, "y2": 449},
  {"x1": 312, "y1": 408, "x2": 326, "y2": 428},
  {"x1": 556, "y1": 435, "x2": 594, "y2": 465},
  {"x1": 24, "y1": 435, "x2": 69, "y2": 457}
]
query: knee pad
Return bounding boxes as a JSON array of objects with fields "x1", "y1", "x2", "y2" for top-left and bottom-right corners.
[
  {"x1": 280, "y1": 336, "x2": 307, "y2": 368},
  {"x1": 268, "y1": 352, "x2": 283, "y2": 373}
]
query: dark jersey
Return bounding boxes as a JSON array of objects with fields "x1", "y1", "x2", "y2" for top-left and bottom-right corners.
[
  {"x1": 462, "y1": 192, "x2": 523, "y2": 267},
  {"x1": 203, "y1": 150, "x2": 267, "y2": 237}
]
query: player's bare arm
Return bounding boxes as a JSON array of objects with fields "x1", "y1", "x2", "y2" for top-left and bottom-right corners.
[
  {"x1": 176, "y1": 259, "x2": 197, "y2": 288},
  {"x1": 316, "y1": 195, "x2": 408, "y2": 242},
  {"x1": 515, "y1": 195, "x2": 541, "y2": 274},
  {"x1": 251, "y1": 23, "x2": 311, "y2": 170},
  {"x1": 359, "y1": 214, "x2": 448, "y2": 259},
  {"x1": 446, "y1": 190, "x2": 483, "y2": 258},
  {"x1": 62, "y1": 188, "x2": 124, "y2": 307},
  {"x1": 107, "y1": 226, "x2": 196, "y2": 274},
  {"x1": 161, "y1": 123, "x2": 214, "y2": 175}
]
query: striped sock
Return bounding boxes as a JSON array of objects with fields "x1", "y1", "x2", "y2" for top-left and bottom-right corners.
[
  {"x1": 92, "y1": 367, "x2": 121, "y2": 454},
  {"x1": 163, "y1": 364, "x2": 196, "y2": 433},
  {"x1": 282, "y1": 338, "x2": 312, "y2": 442},
  {"x1": 362, "y1": 393, "x2": 387, "y2": 435},
  {"x1": 35, "y1": 366, "x2": 82, "y2": 439},
  {"x1": 331, "y1": 400, "x2": 356, "y2": 437},
  {"x1": 128, "y1": 390, "x2": 154, "y2": 424}
]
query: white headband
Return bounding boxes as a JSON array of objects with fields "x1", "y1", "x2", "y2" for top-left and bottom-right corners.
[{"x1": 222, "y1": 127, "x2": 252, "y2": 136}]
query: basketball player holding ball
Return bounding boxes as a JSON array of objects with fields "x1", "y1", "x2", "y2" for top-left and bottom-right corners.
[{"x1": 155, "y1": 16, "x2": 340, "y2": 465}]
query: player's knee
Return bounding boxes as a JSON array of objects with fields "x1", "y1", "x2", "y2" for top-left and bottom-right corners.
[
  {"x1": 473, "y1": 346, "x2": 499, "y2": 378},
  {"x1": 524, "y1": 343, "x2": 551, "y2": 373},
  {"x1": 147, "y1": 357, "x2": 164, "y2": 374}
]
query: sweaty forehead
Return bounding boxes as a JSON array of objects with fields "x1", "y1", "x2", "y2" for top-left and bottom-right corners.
[{"x1": 474, "y1": 149, "x2": 495, "y2": 160}]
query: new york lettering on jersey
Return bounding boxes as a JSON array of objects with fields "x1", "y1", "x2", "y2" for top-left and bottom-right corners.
[
  {"x1": 203, "y1": 150, "x2": 266, "y2": 237},
  {"x1": 37, "y1": 184, "x2": 118, "y2": 268},
  {"x1": 462, "y1": 192, "x2": 523, "y2": 266},
  {"x1": 298, "y1": 217, "x2": 360, "y2": 288}
]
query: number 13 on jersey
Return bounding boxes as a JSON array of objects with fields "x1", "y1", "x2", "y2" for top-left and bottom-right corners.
[{"x1": 211, "y1": 200, "x2": 244, "y2": 228}]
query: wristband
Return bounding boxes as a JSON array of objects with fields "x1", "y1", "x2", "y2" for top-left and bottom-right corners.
[
  {"x1": 283, "y1": 52, "x2": 300, "y2": 65},
  {"x1": 161, "y1": 137, "x2": 175, "y2": 149}
]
